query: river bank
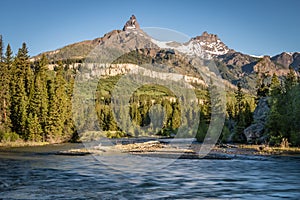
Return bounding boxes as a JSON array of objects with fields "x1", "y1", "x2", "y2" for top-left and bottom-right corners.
[
  {"x1": 54, "y1": 139, "x2": 300, "y2": 159},
  {"x1": 0, "y1": 141, "x2": 50, "y2": 148},
  {"x1": 1, "y1": 137, "x2": 300, "y2": 158}
]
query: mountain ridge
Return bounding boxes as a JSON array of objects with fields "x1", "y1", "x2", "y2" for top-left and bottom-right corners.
[{"x1": 32, "y1": 15, "x2": 300, "y2": 91}]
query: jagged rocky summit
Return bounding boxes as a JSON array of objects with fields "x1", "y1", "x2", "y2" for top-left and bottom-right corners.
[
  {"x1": 190, "y1": 31, "x2": 230, "y2": 56},
  {"x1": 123, "y1": 15, "x2": 140, "y2": 31},
  {"x1": 32, "y1": 14, "x2": 300, "y2": 92}
]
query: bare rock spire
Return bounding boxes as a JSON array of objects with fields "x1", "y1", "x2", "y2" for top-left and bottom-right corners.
[{"x1": 123, "y1": 15, "x2": 140, "y2": 31}]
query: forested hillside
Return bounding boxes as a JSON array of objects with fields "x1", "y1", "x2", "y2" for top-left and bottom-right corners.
[
  {"x1": 0, "y1": 38, "x2": 76, "y2": 143},
  {"x1": 1, "y1": 34, "x2": 300, "y2": 147}
]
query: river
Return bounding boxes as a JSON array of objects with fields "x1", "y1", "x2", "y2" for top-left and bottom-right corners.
[{"x1": 0, "y1": 143, "x2": 299, "y2": 199}]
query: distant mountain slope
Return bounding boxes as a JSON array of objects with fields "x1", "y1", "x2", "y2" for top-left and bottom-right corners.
[
  {"x1": 271, "y1": 52, "x2": 300, "y2": 69},
  {"x1": 33, "y1": 30, "x2": 122, "y2": 62},
  {"x1": 32, "y1": 15, "x2": 299, "y2": 91}
]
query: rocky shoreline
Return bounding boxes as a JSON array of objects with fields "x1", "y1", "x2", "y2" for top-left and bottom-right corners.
[{"x1": 56, "y1": 140, "x2": 300, "y2": 159}]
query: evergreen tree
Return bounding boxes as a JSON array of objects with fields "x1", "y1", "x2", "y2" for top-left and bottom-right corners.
[
  {"x1": 171, "y1": 103, "x2": 181, "y2": 130},
  {"x1": 14, "y1": 43, "x2": 32, "y2": 97},
  {"x1": 10, "y1": 44, "x2": 32, "y2": 139},
  {"x1": 269, "y1": 74, "x2": 281, "y2": 96},
  {"x1": 28, "y1": 55, "x2": 49, "y2": 141},
  {"x1": 244, "y1": 102, "x2": 253, "y2": 127},
  {"x1": 267, "y1": 74, "x2": 287, "y2": 145},
  {"x1": 4, "y1": 44, "x2": 13, "y2": 70},
  {"x1": 0, "y1": 35, "x2": 3, "y2": 63},
  {"x1": 285, "y1": 67, "x2": 297, "y2": 91},
  {"x1": 0, "y1": 44, "x2": 13, "y2": 133},
  {"x1": 162, "y1": 100, "x2": 173, "y2": 128},
  {"x1": 46, "y1": 62, "x2": 74, "y2": 142},
  {"x1": 27, "y1": 113, "x2": 42, "y2": 142},
  {"x1": 10, "y1": 77, "x2": 28, "y2": 138},
  {"x1": 234, "y1": 83, "x2": 247, "y2": 142},
  {"x1": 267, "y1": 73, "x2": 300, "y2": 145},
  {"x1": 235, "y1": 83, "x2": 244, "y2": 114},
  {"x1": 62, "y1": 70, "x2": 75, "y2": 139}
]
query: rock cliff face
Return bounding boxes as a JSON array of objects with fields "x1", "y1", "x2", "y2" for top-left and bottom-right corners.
[
  {"x1": 271, "y1": 52, "x2": 294, "y2": 69},
  {"x1": 291, "y1": 53, "x2": 300, "y2": 69},
  {"x1": 253, "y1": 56, "x2": 277, "y2": 74},
  {"x1": 78, "y1": 63, "x2": 205, "y2": 86},
  {"x1": 244, "y1": 97, "x2": 270, "y2": 143},
  {"x1": 271, "y1": 52, "x2": 300, "y2": 70}
]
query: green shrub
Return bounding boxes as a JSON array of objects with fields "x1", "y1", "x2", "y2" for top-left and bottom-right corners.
[
  {"x1": 1, "y1": 132, "x2": 20, "y2": 142},
  {"x1": 157, "y1": 128, "x2": 175, "y2": 137},
  {"x1": 106, "y1": 131, "x2": 127, "y2": 139},
  {"x1": 269, "y1": 135, "x2": 283, "y2": 146}
]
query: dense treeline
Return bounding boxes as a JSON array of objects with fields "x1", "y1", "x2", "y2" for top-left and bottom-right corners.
[
  {"x1": 95, "y1": 76, "x2": 205, "y2": 138},
  {"x1": 264, "y1": 69, "x2": 300, "y2": 146},
  {"x1": 221, "y1": 83, "x2": 254, "y2": 143},
  {"x1": 94, "y1": 75, "x2": 256, "y2": 142},
  {"x1": 4, "y1": 36, "x2": 300, "y2": 146},
  {"x1": 0, "y1": 37, "x2": 257, "y2": 145},
  {"x1": 0, "y1": 38, "x2": 75, "y2": 143}
]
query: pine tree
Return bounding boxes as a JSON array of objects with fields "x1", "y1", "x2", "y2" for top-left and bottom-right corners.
[
  {"x1": 244, "y1": 102, "x2": 253, "y2": 127},
  {"x1": 46, "y1": 62, "x2": 74, "y2": 142},
  {"x1": 62, "y1": 69, "x2": 75, "y2": 140},
  {"x1": 14, "y1": 43, "x2": 32, "y2": 97},
  {"x1": 235, "y1": 83, "x2": 244, "y2": 114},
  {"x1": 269, "y1": 74, "x2": 281, "y2": 96},
  {"x1": 171, "y1": 102, "x2": 181, "y2": 130},
  {"x1": 28, "y1": 55, "x2": 49, "y2": 141},
  {"x1": 10, "y1": 77, "x2": 28, "y2": 138},
  {"x1": 46, "y1": 78, "x2": 57, "y2": 141},
  {"x1": 10, "y1": 44, "x2": 32, "y2": 139},
  {"x1": 27, "y1": 113, "x2": 42, "y2": 142},
  {"x1": 267, "y1": 74, "x2": 286, "y2": 145},
  {"x1": 4, "y1": 44, "x2": 13, "y2": 71},
  {"x1": 234, "y1": 83, "x2": 247, "y2": 142},
  {"x1": 285, "y1": 67, "x2": 297, "y2": 92},
  {"x1": 162, "y1": 100, "x2": 173, "y2": 129},
  {"x1": 0, "y1": 35, "x2": 3, "y2": 63},
  {"x1": 0, "y1": 44, "x2": 13, "y2": 132}
]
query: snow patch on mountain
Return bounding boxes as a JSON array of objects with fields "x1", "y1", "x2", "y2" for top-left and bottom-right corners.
[
  {"x1": 249, "y1": 54, "x2": 264, "y2": 58},
  {"x1": 151, "y1": 38, "x2": 229, "y2": 59}
]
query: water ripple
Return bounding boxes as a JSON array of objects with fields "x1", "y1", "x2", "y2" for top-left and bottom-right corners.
[{"x1": 0, "y1": 144, "x2": 299, "y2": 199}]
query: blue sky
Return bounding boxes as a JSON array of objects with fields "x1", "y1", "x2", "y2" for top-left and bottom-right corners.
[{"x1": 1, "y1": 0, "x2": 299, "y2": 56}]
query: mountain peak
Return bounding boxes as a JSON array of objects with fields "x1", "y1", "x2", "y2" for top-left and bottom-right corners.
[
  {"x1": 189, "y1": 31, "x2": 230, "y2": 57},
  {"x1": 193, "y1": 31, "x2": 219, "y2": 42},
  {"x1": 123, "y1": 15, "x2": 140, "y2": 31}
]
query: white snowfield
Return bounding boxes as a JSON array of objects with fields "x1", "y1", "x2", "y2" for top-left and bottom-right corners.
[{"x1": 151, "y1": 37, "x2": 229, "y2": 59}]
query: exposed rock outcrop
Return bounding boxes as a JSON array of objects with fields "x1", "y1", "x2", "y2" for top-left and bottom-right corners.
[
  {"x1": 244, "y1": 97, "x2": 270, "y2": 143},
  {"x1": 291, "y1": 52, "x2": 300, "y2": 70},
  {"x1": 271, "y1": 52, "x2": 294, "y2": 69},
  {"x1": 190, "y1": 31, "x2": 230, "y2": 56},
  {"x1": 123, "y1": 15, "x2": 140, "y2": 31}
]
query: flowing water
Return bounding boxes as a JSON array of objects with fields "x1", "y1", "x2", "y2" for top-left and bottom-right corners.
[{"x1": 0, "y1": 143, "x2": 299, "y2": 199}]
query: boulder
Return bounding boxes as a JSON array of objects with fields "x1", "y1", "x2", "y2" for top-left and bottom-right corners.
[
  {"x1": 244, "y1": 97, "x2": 270, "y2": 143},
  {"x1": 244, "y1": 123, "x2": 265, "y2": 142},
  {"x1": 252, "y1": 97, "x2": 269, "y2": 122}
]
